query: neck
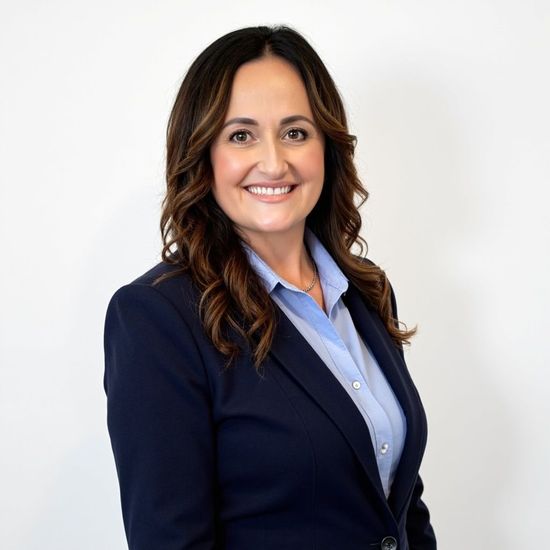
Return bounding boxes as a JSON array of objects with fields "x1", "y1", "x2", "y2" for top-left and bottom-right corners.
[{"x1": 241, "y1": 226, "x2": 315, "y2": 289}]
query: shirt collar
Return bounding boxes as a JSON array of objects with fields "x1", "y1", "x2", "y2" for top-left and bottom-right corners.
[{"x1": 242, "y1": 227, "x2": 349, "y2": 297}]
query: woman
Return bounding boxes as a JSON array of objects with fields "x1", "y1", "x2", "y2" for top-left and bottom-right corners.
[{"x1": 104, "y1": 25, "x2": 436, "y2": 550}]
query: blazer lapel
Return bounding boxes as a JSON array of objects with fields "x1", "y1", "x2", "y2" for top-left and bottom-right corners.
[
  {"x1": 267, "y1": 296, "x2": 389, "y2": 510},
  {"x1": 267, "y1": 280, "x2": 427, "y2": 520},
  {"x1": 343, "y1": 283, "x2": 427, "y2": 519}
]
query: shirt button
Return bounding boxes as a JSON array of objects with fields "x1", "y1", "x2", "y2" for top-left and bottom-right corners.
[
  {"x1": 352, "y1": 380, "x2": 361, "y2": 390},
  {"x1": 380, "y1": 442, "x2": 390, "y2": 455}
]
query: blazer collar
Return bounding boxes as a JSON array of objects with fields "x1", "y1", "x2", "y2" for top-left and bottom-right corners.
[{"x1": 268, "y1": 280, "x2": 426, "y2": 519}]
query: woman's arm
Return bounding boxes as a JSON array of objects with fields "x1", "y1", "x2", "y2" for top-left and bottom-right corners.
[
  {"x1": 405, "y1": 474, "x2": 437, "y2": 549},
  {"x1": 103, "y1": 283, "x2": 217, "y2": 550}
]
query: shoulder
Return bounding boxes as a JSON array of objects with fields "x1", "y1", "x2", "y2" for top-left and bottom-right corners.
[
  {"x1": 107, "y1": 258, "x2": 201, "y2": 327},
  {"x1": 129, "y1": 257, "x2": 193, "y2": 290}
]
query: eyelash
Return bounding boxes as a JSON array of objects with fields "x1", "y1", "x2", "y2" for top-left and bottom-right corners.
[{"x1": 228, "y1": 127, "x2": 309, "y2": 144}]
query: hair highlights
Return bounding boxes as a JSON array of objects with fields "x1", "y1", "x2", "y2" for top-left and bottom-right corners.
[{"x1": 154, "y1": 25, "x2": 416, "y2": 371}]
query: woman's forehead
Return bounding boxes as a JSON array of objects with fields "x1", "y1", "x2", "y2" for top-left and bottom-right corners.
[{"x1": 224, "y1": 57, "x2": 313, "y2": 120}]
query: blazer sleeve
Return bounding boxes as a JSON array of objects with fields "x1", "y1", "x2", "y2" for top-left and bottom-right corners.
[
  {"x1": 389, "y1": 282, "x2": 437, "y2": 549},
  {"x1": 405, "y1": 474, "x2": 437, "y2": 549},
  {"x1": 103, "y1": 283, "x2": 217, "y2": 550}
]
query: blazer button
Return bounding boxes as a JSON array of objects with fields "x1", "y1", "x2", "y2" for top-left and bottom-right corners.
[{"x1": 380, "y1": 536, "x2": 398, "y2": 550}]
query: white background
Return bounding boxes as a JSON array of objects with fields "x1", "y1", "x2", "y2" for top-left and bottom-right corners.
[{"x1": 1, "y1": 1, "x2": 549, "y2": 548}]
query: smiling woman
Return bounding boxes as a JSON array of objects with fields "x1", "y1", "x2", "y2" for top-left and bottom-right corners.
[{"x1": 103, "y1": 25, "x2": 437, "y2": 550}]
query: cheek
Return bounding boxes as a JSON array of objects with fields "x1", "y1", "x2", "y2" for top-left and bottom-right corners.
[
  {"x1": 211, "y1": 148, "x2": 249, "y2": 186},
  {"x1": 299, "y1": 146, "x2": 325, "y2": 180}
]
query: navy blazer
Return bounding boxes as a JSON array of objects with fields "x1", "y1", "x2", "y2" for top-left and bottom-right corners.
[{"x1": 104, "y1": 258, "x2": 436, "y2": 550}]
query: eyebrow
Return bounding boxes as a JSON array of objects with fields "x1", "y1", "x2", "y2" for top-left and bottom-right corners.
[{"x1": 221, "y1": 115, "x2": 316, "y2": 130}]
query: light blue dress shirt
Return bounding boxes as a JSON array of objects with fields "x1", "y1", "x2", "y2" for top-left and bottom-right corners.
[{"x1": 242, "y1": 227, "x2": 407, "y2": 497}]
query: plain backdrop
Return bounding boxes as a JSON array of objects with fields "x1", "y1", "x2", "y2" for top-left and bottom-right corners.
[{"x1": 1, "y1": 1, "x2": 549, "y2": 548}]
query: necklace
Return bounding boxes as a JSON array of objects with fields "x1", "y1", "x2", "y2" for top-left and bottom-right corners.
[{"x1": 302, "y1": 248, "x2": 318, "y2": 293}]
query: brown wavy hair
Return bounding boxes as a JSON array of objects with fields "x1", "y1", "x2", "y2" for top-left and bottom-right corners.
[{"x1": 153, "y1": 24, "x2": 416, "y2": 371}]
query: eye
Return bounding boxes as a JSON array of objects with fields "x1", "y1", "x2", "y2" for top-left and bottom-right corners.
[
  {"x1": 285, "y1": 127, "x2": 309, "y2": 141},
  {"x1": 228, "y1": 129, "x2": 251, "y2": 143}
]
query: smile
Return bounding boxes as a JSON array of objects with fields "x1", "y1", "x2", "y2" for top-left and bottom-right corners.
[{"x1": 245, "y1": 185, "x2": 296, "y2": 196}]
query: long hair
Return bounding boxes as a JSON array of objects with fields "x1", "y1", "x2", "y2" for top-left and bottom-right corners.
[{"x1": 154, "y1": 24, "x2": 416, "y2": 371}]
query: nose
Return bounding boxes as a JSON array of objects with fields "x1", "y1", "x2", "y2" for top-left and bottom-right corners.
[{"x1": 257, "y1": 135, "x2": 288, "y2": 179}]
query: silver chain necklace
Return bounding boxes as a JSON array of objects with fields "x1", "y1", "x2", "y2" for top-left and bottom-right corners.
[{"x1": 302, "y1": 248, "x2": 318, "y2": 293}]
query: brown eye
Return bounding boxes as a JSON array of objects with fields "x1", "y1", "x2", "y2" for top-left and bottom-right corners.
[
  {"x1": 286, "y1": 128, "x2": 308, "y2": 141},
  {"x1": 229, "y1": 130, "x2": 250, "y2": 143}
]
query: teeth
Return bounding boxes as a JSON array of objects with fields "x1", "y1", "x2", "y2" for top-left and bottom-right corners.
[{"x1": 246, "y1": 185, "x2": 293, "y2": 196}]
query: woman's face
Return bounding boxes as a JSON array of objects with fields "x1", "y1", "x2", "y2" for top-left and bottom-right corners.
[{"x1": 209, "y1": 56, "x2": 325, "y2": 247}]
